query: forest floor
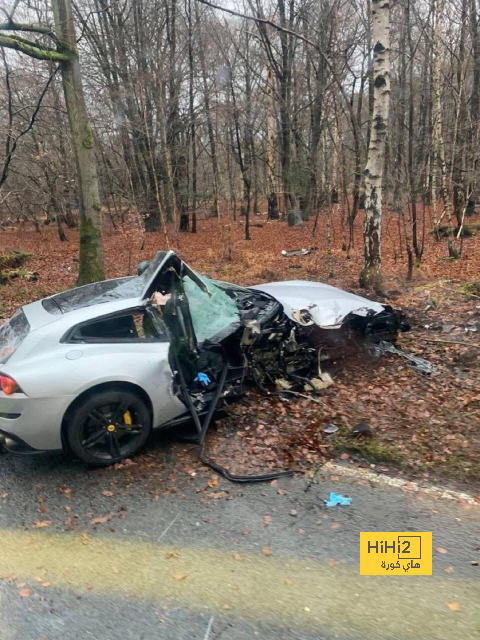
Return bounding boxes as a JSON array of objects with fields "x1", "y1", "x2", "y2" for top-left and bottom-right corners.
[{"x1": 0, "y1": 204, "x2": 479, "y2": 490}]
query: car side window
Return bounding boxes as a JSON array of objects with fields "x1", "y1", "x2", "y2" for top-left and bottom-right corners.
[{"x1": 69, "y1": 310, "x2": 167, "y2": 343}]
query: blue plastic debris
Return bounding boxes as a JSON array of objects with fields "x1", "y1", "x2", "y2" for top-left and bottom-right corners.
[
  {"x1": 324, "y1": 492, "x2": 351, "y2": 507},
  {"x1": 194, "y1": 372, "x2": 211, "y2": 386}
]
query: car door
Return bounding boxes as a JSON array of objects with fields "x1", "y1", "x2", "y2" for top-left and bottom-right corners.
[
  {"x1": 65, "y1": 307, "x2": 187, "y2": 428},
  {"x1": 139, "y1": 251, "x2": 240, "y2": 344},
  {"x1": 138, "y1": 250, "x2": 210, "y2": 302}
]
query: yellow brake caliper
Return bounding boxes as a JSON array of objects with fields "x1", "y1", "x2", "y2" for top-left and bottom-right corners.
[{"x1": 123, "y1": 410, "x2": 132, "y2": 431}]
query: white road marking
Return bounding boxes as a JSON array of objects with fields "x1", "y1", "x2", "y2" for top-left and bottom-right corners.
[{"x1": 324, "y1": 462, "x2": 478, "y2": 505}]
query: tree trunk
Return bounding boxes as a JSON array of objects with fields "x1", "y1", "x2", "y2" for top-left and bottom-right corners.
[
  {"x1": 469, "y1": 0, "x2": 480, "y2": 213},
  {"x1": 52, "y1": 0, "x2": 104, "y2": 285},
  {"x1": 266, "y1": 65, "x2": 280, "y2": 220},
  {"x1": 196, "y1": 3, "x2": 220, "y2": 218},
  {"x1": 360, "y1": 0, "x2": 390, "y2": 290},
  {"x1": 431, "y1": 0, "x2": 457, "y2": 255}
]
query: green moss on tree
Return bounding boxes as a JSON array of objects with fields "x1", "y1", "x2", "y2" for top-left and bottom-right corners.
[{"x1": 82, "y1": 122, "x2": 94, "y2": 149}]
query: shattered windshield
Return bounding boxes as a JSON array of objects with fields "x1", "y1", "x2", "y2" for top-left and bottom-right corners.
[{"x1": 183, "y1": 273, "x2": 240, "y2": 343}]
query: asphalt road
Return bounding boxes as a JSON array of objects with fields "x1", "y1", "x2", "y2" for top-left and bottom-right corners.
[{"x1": 0, "y1": 438, "x2": 478, "y2": 640}]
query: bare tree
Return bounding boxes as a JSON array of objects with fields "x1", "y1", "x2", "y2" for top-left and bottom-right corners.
[
  {"x1": 0, "y1": 0, "x2": 105, "y2": 284},
  {"x1": 359, "y1": 0, "x2": 391, "y2": 290}
]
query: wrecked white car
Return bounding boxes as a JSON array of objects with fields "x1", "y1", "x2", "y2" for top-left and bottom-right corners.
[{"x1": 0, "y1": 250, "x2": 408, "y2": 468}]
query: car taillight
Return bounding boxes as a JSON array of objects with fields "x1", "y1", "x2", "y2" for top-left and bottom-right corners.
[{"x1": 0, "y1": 374, "x2": 20, "y2": 395}]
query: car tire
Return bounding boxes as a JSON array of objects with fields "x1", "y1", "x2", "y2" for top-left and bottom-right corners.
[{"x1": 66, "y1": 389, "x2": 152, "y2": 467}]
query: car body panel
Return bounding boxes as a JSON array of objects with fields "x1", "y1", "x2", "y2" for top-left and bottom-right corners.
[
  {"x1": 1, "y1": 301, "x2": 186, "y2": 451},
  {"x1": 0, "y1": 393, "x2": 76, "y2": 450},
  {"x1": 251, "y1": 280, "x2": 385, "y2": 328}
]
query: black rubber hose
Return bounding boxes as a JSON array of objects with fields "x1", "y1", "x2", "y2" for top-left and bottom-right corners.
[
  {"x1": 198, "y1": 360, "x2": 229, "y2": 445},
  {"x1": 176, "y1": 356, "x2": 292, "y2": 483},
  {"x1": 175, "y1": 357, "x2": 203, "y2": 436}
]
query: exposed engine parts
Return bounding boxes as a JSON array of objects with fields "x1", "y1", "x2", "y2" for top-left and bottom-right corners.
[{"x1": 139, "y1": 251, "x2": 413, "y2": 482}]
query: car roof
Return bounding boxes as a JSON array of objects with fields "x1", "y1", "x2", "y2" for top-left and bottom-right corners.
[{"x1": 22, "y1": 291, "x2": 144, "y2": 334}]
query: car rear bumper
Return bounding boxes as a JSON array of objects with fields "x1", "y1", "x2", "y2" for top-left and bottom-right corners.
[
  {"x1": 0, "y1": 393, "x2": 76, "y2": 451},
  {"x1": 0, "y1": 429, "x2": 51, "y2": 454}
]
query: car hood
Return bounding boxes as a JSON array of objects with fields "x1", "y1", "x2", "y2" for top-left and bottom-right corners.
[{"x1": 250, "y1": 280, "x2": 385, "y2": 328}]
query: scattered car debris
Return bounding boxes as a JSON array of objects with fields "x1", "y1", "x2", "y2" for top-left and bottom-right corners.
[
  {"x1": 322, "y1": 423, "x2": 339, "y2": 435},
  {"x1": 373, "y1": 341, "x2": 434, "y2": 375},
  {"x1": 304, "y1": 373, "x2": 334, "y2": 391},
  {"x1": 324, "y1": 492, "x2": 351, "y2": 507},
  {"x1": 281, "y1": 247, "x2": 318, "y2": 257},
  {"x1": 350, "y1": 421, "x2": 374, "y2": 439}
]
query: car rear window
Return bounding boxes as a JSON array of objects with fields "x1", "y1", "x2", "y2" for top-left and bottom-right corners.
[{"x1": 0, "y1": 309, "x2": 30, "y2": 363}]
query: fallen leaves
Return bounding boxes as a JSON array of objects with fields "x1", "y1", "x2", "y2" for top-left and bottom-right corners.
[
  {"x1": 102, "y1": 490, "x2": 114, "y2": 497},
  {"x1": 91, "y1": 514, "x2": 112, "y2": 525},
  {"x1": 32, "y1": 521, "x2": 52, "y2": 529},
  {"x1": 1, "y1": 210, "x2": 479, "y2": 481},
  {"x1": 18, "y1": 588, "x2": 33, "y2": 598},
  {"x1": 207, "y1": 491, "x2": 229, "y2": 500},
  {"x1": 437, "y1": 547, "x2": 448, "y2": 554},
  {"x1": 81, "y1": 532, "x2": 91, "y2": 545},
  {"x1": 262, "y1": 547, "x2": 273, "y2": 557},
  {"x1": 173, "y1": 573, "x2": 187, "y2": 581},
  {"x1": 446, "y1": 602, "x2": 460, "y2": 612},
  {"x1": 444, "y1": 565, "x2": 454, "y2": 574}
]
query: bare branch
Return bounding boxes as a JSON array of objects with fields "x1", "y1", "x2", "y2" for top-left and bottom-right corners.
[
  {"x1": 0, "y1": 20, "x2": 57, "y2": 40},
  {"x1": 8, "y1": 0, "x2": 21, "y2": 21},
  {"x1": 194, "y1": 0, "x2": 365, "y2": 153},
  {"x1": 0, "y1": 66, "x2": 59, "y2": 189},
  {"x1": 0, "y1": 34, "x2": 68, "y2": 61}
]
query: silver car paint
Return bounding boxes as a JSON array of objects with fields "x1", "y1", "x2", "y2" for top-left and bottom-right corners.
[
  {"x1": 252, "y1": 280, "x2": 385, "y2": 328},
  {"x1": 0, "y1": 296, "x2": 186, "y2": 450}
]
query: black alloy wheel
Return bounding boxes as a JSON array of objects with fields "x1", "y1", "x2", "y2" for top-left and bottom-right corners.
[{"x1": 66, "y1": 390, "x2": 151, "y2": 466}]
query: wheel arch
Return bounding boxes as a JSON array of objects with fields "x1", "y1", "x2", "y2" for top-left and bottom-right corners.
[{"x1": 61, "y1": 381, "x2": 154, "y2": 450}]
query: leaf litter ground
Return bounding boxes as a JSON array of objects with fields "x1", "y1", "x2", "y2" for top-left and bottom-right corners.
[{"x1": 0, "y1": 206, "x2": 478, "y2": 490}]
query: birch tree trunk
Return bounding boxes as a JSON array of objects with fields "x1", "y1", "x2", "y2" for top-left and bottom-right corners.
[
  {"x1": 431, "y1": 0, "x2": 457, "y2": 255},
  {"x1": 469, "y1": 0, "x2": 479, "y2": 213},
  {"x1": 266, "y1": 65, "x2": 279, "y2": 220},
  {"x1": 360, "y1": 0, "x2": 390, "y2": 290}
]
